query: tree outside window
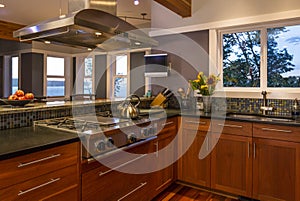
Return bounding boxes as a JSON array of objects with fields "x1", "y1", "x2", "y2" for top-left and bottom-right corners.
[{"x1": 222, "y1": 24, "x2": 300, "y2": 89}]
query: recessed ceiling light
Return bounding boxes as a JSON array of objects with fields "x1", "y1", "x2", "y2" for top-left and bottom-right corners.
[
  {"x1": 95, "y1": 32, "x2": 102, "y2": 36},
  {"x1": 44, "y1": 41, "x2": 51, "y2": 44},
  {"x1": 135, "y1": 42, "x2": 141, "y2": 46},
  {"x1": 0, "y1": 3, "x2": 5, "y2": 8},
  {"x1": 87, "y1": 48, "x2": 92, "y2": 51},
  {"x1": 134, "y1": 0, "x2": 139, "y2": 6}
]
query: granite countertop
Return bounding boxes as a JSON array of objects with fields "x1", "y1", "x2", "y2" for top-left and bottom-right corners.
[
  {"x1": 180, "y1": 110, "x2": 300, "y2": 126},
  {"x1": 1, "y1": 109, "x2": 299, "y2": 161},
  {"x1": 0, "y1": 126, "x2": 79, "y2": 161}
]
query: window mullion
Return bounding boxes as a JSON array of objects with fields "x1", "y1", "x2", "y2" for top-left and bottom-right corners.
[{"x1": 260, "y1": 28, "x2": 268, "y2": 91}]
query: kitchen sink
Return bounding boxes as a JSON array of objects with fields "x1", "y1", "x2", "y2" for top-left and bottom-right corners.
[{"x1": 226, "y1": 112, "x2": 295, "y2": 122}]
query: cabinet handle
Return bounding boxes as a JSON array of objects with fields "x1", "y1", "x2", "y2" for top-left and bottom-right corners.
[
  {"x1": 117, "y1": 182, "x2": 147, "y2": 201},
  {"x1": 206, "y1": 138, "x2": 209, "y2": 152},
  {"x1": 248, "y1": 142, "x2": 250, "y2": 158},
  {"x1": 218, "y1": 124, "x2": 243, "y2": 128},
  {"x1": 99, "y1": 154, "x2": 147, "y2": 177},
  {"x1": 18, "y1": 178, "x2": 61, "y2": 196},
  {"x1": 186, "y1": 120, "x2": 206, "y2": 125},
  {"x1": 261, "y1": 127, "x2": 292, "y2": 133},
  {"x1": 18, "y1": 154, "x2": 61, "y2": 168},
  {"x1": 162, "y1": 121, "x2": 174, "y2": 127},
  {"x1": 253, "y1": 143, "x2": 256, "y2": 159},
  {"x1": 154, "y1": 142, "x2": 159, "y2": 157}
]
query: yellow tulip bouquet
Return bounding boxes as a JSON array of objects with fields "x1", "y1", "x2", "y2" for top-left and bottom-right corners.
[{"x1": 190, "y1": 72, "x2": 220, "y2": 96}]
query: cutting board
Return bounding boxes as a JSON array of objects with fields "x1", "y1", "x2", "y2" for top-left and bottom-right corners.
[{"x1": 150, "y1": 93, "x2": 166, "y2": 107}]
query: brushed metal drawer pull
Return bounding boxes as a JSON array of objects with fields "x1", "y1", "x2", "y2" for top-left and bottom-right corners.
[
  {"x1": 261, "y1": 128, "x2": 292, "y2": 133},
  {"x1": 99, "y1": 154, "x2": 147, "y2": 177},
  {"x1": 117, "y1": 182, "x2": 147, "y2": 201},
  {"x1": 18, "y1": 178, "x2": 61, "y2": 196},
  {"x1": 253, "y1": 143, "x2": 256, "y2": 159},
  {"x1": 18, "y1": 154, "x2": 61, "y2": 168},
  {"x1": 186, "y1": 120, "x2": 206, "y2": 125},
  {"x1": 162, "y1": 121, "x2": 174, "y2": 127},
  {"x1": 218, "y1": 124, "x2": 243, "y2": 128}
]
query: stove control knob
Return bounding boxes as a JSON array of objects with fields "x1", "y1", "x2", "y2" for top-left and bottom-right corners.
[
  {"x1": 141, "y1": 128, "x2": 149, "y2": 137},
  {"x1": 105, "y1": 137, "x2": 114, "y2": 148},
  {"x1": 96, "y1": 140, "x2": 106, "y2": 152},
  {"x1": 127, "y1": 134, "x2": 137, "y2": 143},
  {"x1": 148, "y1": 127, "x2": 155, "y2": 135}
]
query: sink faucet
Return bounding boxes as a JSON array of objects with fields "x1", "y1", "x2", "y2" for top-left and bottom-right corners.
[{"x1": 260, "y1": 91, "x2": 275, "y2": 115}]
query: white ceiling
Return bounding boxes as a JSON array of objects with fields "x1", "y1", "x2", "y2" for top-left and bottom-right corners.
[{"x1": 0, "y1": 0, "x2": 152, "y2": 27}]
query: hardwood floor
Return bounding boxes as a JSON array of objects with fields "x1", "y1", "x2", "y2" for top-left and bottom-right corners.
[{"x1": 152, "y1": 183, "x2": 238, "y2": 201}]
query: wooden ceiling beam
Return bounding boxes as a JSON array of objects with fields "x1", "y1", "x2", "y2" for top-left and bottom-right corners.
[
  {"x1": 0, "y1": 20, "x2": 25, "y2": 42},
  {"x1": 154, "y1": 0, "x2": 191, "y2": 18}
]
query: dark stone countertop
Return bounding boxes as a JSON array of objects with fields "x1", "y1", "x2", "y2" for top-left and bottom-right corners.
[
  {"x1": 1, "y1": 109, "x2": 299, "y2": 161},
  {"x1": 0, "y1": 126, "x2": 79, "y2": 161}
]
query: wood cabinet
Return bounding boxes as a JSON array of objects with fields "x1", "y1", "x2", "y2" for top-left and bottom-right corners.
[
  {"x1": 178, "y1": 117, "x2": 300, "y2": 201},
  {"x1": 253, "y1": 123, "x2": 300, "y2": 201},
  {"x1": 153, "y1": 117, "x2": 177, "y2": 193},
  {"x1": 0, "y1": 142, "x2": 80, "y2": 201},
  {"x1": 82, "y1": 137, "x2": 156, "y2": 201},
  {"x1": 211, "y1": 133, "x2": 252, "y2": 197},
  {"x1": 211, "y1": 120, "x2": 253, "y2": 197},
  {"x1": 178, "y1": 117, "x2": 211, "y2": 187}
]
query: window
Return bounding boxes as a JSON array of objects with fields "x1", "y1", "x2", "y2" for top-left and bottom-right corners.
[
  {"x1": 46, "y1": 56, "x2": 65, "y2": 97},
  {"x1": 221, "y1": 23, "x2": 300, "y2": 90},
  {"x1": 84, "y1": 57, "x2": 93, "y2": 94},
  {"x1": 112, "y1": 55, "x2": 128, "y2": 98},
  {"x1": 11, "y1": 56, "x2": 19, "y2": 94}
]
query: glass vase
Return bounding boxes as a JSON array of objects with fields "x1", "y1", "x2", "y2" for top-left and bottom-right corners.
[{"x1": 202, "y1": 95, "x2": 211, "y2": 113}]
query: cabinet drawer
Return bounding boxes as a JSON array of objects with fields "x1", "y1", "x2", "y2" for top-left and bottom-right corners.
[
  {"x1": 212, "y1": 120, "x2": 252, "y2": 137},
  {"x1": 181, "y1": 117, "x2": 211, "y2": 131},
  {"x1": 0, "y1": 142, "x2": 79, "y2": 189},
  {"x1": 253, "y1": 123, "x2": 300, "y2": 142},
  {"x1": 0, "y1": 165, "x2": 78, "y2": 201}
]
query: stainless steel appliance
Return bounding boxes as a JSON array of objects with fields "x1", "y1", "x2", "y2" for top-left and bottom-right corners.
[
  {"x1": 13, "y1": 0, "x2": 158, "y2": 50},
  {"x1": 33, "y1": 111, "x2": 165, "y2": 159}
]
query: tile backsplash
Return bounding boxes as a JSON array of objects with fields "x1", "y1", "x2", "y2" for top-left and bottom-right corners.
[{"x1": 170, "y1": 96, "x2": 295, "y2": 117}]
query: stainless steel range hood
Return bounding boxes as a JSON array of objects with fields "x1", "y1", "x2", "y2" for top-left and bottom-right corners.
[{"x1": 13, "y1": 0, "x2": 157, "y2": 50}]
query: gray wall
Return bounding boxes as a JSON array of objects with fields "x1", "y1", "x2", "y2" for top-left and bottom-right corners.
[
  {"x1": 150, "y1": 30, "x2": 209, "y2": 95},
  {"x1": 20, "y1": 53, "x2": 44, "y2": 96},
  {"x1": 95, "y1": 55, "x2": 107, "y2": 99},
  {"x1": 0, "y1": 56, "x2": 3, "y2": 97},
  {"x1": 0, "y1": 39, "x2": 32, "y2": 53},
  {"x1": 130, "y1": 51, "x2": 146, "y2": 96}
]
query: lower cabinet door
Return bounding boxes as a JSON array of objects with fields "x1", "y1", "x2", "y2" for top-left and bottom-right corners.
[
  {"x1": 0, "y1": 165, "x2": 79, "y2": 201},
  {"x1": 178, "y1": 129, "x2": 211, "y2": 187},
  {"x1": 211, "y1": 134, "x2": 252, "y2": 197},
  {"x1": 253, "y1": 138, "x2": 300, "y2": 201}
]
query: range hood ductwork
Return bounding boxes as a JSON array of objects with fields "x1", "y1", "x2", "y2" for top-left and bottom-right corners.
[{"x1": 13, "y1": 0, "x2": 158, "y2": 50}]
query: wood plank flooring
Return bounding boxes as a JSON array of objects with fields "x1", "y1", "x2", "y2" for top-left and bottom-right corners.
[{"x1": 152, "y1": 183, "x2": 238, "y2": 201}]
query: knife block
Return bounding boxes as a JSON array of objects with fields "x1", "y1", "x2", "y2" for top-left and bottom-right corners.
[{"x1": 150, "y1": 93, "x2": 166, "y2": 107}]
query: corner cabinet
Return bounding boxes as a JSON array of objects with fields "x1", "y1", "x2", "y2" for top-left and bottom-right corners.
[{"x1": 0, "y1": 142, "x2": 80, "y2": 201}]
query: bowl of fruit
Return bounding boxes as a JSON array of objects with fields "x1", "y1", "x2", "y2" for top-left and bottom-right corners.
[{"x1": 1, "y1": 90, "x2": 35, "y2": 107}]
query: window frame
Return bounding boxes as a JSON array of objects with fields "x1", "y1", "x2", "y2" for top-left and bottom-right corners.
[
  {"x1": 10, "y1": 55, "x2": 19, "y2": 94},
  {"x1": 108, "y1": 53, "x2": 130, "y2": 99},
  {"x1": 45, "y1": 55, "x2": 66, "y2": 98},
  {"x1": 214, "y1": 19, "x2": 300, "y2": 99}
]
